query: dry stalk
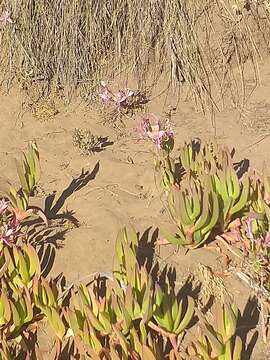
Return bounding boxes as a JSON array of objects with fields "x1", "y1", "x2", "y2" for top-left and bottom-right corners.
[{"x1": 0, "y1": 0, "x2": 266, "y2": 111}]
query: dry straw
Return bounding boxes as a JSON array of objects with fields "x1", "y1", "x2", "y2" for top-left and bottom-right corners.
[{"x1": 0, "y1": 0, "x2": 269, "y2": 111}]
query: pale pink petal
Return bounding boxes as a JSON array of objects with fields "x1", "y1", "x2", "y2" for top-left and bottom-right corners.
[{"x1": 99, "y1": 93, "x2": 111, "y2": 102}]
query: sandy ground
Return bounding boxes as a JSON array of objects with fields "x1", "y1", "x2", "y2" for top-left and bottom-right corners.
[{"x1": 1, "y1": 59, "x2": 270, "y2": 358}]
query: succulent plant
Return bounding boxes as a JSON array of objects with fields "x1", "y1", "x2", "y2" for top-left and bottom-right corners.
[
  {"x1": 65, "y1": 227, "x2": 197, "y2": 359},
  {"x1": 129, "y1": 326, "x2": 161, "y2": 360},
  {"x1": 186, "y1": 302, "x2": 242, "y2": 360},
  {"x1": 1, "y1": 142, "x2": 47, "y2": 231},
  {"x1": 248, "y1": 172, "x2": 270, "y2": 236},
  {"x1": 0, "y1": 243, "x2": 45, "y2": 357},
  {"x1": 8, "y1": 142, "x2": 40, "y2": 211},
  {"x1": 33, "y1": 276, "x2": 65, "y2": 339},
  {"x1": 112, "y1": 227, "x2": 138, "y2": 286},
  {"x1": 65, "y1": 305, "x2": 103, "y2": 355},
  {"x1": 0, "y1": 220, "x2": 257, "y2": 360},
  {"x1": 211, "y1": 167, "x2": 250, "y2": 231},
  {"x1": 164, "y1": 176, "x2": 219, "y2": 248},
  {"x1": 158, "y1": 139, "x2": 257, "y2": 249},
  {"x1": 0, "y1": 289, "x2": 11, "y2": 327},
  {"x1": 3, "y1": 243, "x2": 40, "y2": 290},
  {"x1": 153, "y1": 286, "x2": 194, "y2": 337},
  {"x1": 79, "y1": 283, "x2": 115, "y2": 335},
  {"x1": 8, "y1": 286, "x2": 34, "y2": 334},
  {"x1": 155, "y1": 155, "x2": 176, "y2": 193},
  {"x1": 0, "y1": 139, "x2": 266, "y2": 359},
  {"x1": 178, "y1": 139, "x2": 231, "y2": 180},
  {"x1": 262, "y1": 167, "x2": 270, "y2": 205},
  {"x1": 113, "y1": 264, "x2": 153, "y2": 325}
]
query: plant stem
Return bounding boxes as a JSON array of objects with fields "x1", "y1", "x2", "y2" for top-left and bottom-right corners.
[{"x1": 148, "y1": 321, "x2": 178, "y2": 350}]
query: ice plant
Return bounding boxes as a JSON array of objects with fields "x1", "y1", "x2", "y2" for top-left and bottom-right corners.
[
  {"x1": 99, "y1": 81, "x2": 134, "y2": 111},
  {"x1": 140, "y1": 115, "x2": 174, "y2": 151},
  {"x1": 0, "y1": 11, "x2": 13, "y2": 26},
  {"x1": 164, "y1": 176, "x2": 219, "y2": 248},
  {"x1": 187, "y1": 303, "x2": 242, "y2": 360}
]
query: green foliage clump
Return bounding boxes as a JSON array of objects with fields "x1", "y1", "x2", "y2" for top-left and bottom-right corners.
[
  {"x1": 0, "y1": 138, "x2": 265, "y2": 359},
  {"x1": 158, "y1": 139, "x2": 270, "y2": 250}
]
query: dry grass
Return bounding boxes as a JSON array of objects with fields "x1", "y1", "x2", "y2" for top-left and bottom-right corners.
[{"x1": 0, "y1": 0, "x2": 269, "y2": 111}]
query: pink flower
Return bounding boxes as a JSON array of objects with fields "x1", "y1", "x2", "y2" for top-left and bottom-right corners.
[
  {"x1": 264, "y1": 232, "x2": 270, "y2": 247},
  {"x1": 0, "y1": 223, "x2": 20, "y2": 246},
  {"x1": 99, "y1": 81, "x2": 134, "y2": 111},
  {"x1": 140, "y1": 116, "x2": 174, "y2": 150},
  {"x1": 0, "y1": 199, "x2": 9, "y2": 215},
  {"x1": 255, "y1": 232, "x2": 270, "y2": 251},
  {"x1": 11, "y1": 206, "x2": 48, "y2": 227},
  {"x1": 113, "y1": 88, "x2": 134, "y2": 110},
  {"x1": 0, "y1": 11, "x2": 13, "y2": 26},
  {"x1": 245, "y1": 217, "x2": 254, "y2": 241},
  {"x1": 99, "y1": 81, "x2": 113, "y2": 103}
]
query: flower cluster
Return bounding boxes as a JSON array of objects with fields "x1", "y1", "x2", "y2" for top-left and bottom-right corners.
[
  {"x1": 0, "y1": 11, "x2": 13, "y2": 26},
  {"x1": 0, "y1": 223, "x2": 21, "y2": 247},
  {"x1": 0, "y1": 199, "x2": 9, "y2": 214},
  {"x1": 226, "y1": 217, "x2": 270, "y2": 266},
  {"x1": 139, "y1": 115, "x2": 174, "y2": 151},
  {"x1": 99, "y1": 81, "x2": 134, "y2": 111},
  {"x1": 0, "y1": 199, "x2": 22, "y2": 246},
  {"x1": 0, "y1": 198, "x2": 36, "y2": 247}
]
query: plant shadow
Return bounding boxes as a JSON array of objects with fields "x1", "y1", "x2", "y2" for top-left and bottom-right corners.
[
  {"x1": 234, "y1": 158, "x2": 250, "y2": 178},
  {"x1": 92, "y1": 136, "x2": 114, "y2": 153},
  {"x1": 137, "y1": 227, "x2": 205, "y2": 318},
  {"x1": 25, "y1": 163, "x2": 99, "y2": 274},
  {"x1": 45, "y1": 162, "x2": 100, "y2": 218},
  {"x1": 137, "y1": 227, "x2": 158, "y2": 271},
  {"x1": 237, "y1": 296, "x2": 260, "y2": 360}
]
